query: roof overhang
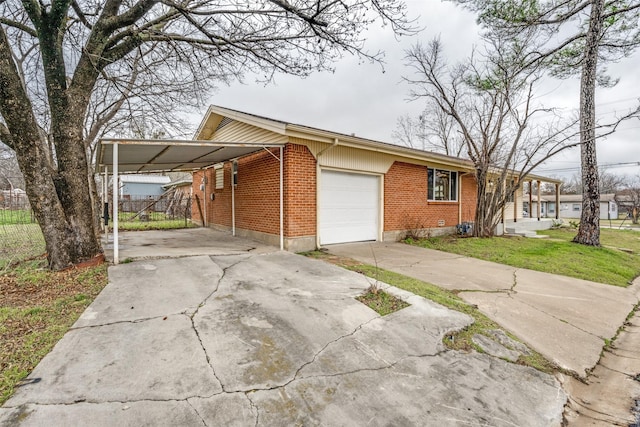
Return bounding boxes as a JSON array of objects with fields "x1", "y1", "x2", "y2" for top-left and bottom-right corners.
[{"x1": 97, "y1": 138, "x2": 285, "y2": 173}]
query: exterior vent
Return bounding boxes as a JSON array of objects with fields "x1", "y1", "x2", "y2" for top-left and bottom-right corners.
[
  {"x1": 437, "y1": 219, "x2": 445, "y2": 227},
  {"x1": 215, "y1": 117, "x2": 233, "y2": 131}
]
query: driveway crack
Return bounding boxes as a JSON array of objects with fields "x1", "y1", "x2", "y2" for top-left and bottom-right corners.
[{"x1": 186, "y1": 399, "x2": 209, "y2": 427}]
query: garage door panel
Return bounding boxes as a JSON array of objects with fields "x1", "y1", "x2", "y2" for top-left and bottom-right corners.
[{"x1": 319, "y1": 170, "x2": 379, "y2": 245}]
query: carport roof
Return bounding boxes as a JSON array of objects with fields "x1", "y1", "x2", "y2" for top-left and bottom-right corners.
[{"x1": 96, "y1": 138, "x2": 284, "y2": 173}]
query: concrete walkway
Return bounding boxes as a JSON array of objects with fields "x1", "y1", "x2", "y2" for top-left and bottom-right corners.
[
  {"x1": 1, "y1": 230, "x2": 567, "y2": 426},
  {"x1": 327, "y1": 242, "x2": 640, "y2": 378}
]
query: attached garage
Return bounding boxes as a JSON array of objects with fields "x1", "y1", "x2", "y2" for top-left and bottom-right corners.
[{"x1": 319, "y1": 170, "x2": 380, "y2": 245}]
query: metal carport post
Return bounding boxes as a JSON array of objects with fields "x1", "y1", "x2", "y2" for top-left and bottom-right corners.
[{"x1": 97, "y1": 139, "x2": 285, "y2": 264}]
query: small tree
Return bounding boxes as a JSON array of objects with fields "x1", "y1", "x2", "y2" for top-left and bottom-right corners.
[
  {"x1": 617, "y1": 175, "x2": 640, "y2": 224},
  {"x1": 403, "y1": 36, "x2": 577, "y2": 236}
]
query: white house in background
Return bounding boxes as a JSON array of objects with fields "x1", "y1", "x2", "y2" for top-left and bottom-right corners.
[
  {"x1": 524, "y1": 195, "x2": 557, "y2": 219},
  {"x1": 558, "y1": 193, "x2": 618, "y2": 220},
  {"x1": 119, "y1": 174, "x2": 171, "y2": 198}
]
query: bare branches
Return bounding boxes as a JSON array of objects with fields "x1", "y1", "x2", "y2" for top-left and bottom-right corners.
[{"x1": 402, "y1": 35, "x2": 578, "y2": 236}]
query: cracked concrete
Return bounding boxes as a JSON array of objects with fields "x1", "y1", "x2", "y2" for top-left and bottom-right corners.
[
  {"x1": 2, "y1": 230, "x2": 566, "y2": 426},
  {"x1": 329, "y1": 242, "x2": 640, "y2": 378}
]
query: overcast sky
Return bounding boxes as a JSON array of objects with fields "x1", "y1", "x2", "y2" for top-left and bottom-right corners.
[{"x1": 198, "y1": 0, "x2": 640, "y2": 181}]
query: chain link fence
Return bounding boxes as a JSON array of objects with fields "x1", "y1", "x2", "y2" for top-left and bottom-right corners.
[
  {"x1": 0, "y1": 191, "x2": 45, "y2": 269},
  {"x1": 1, "y1": 189, "x2": 194, "y2": 268},
  {"x1": 106, "y1": 190, "x2": 193, "y2": 230}
]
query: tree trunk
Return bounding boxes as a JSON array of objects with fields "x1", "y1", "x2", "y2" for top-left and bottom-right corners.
[
  {"x1": 573, "y1": 0, "x2": 603, "y2": 246},
  {"x1": 0, "y1": 26, "x2": 102, "y2": 270}
]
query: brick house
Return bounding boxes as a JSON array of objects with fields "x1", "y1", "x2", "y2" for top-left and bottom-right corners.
[{"x1": 191, "y1": 106, "x2": 553, "y2": 251}]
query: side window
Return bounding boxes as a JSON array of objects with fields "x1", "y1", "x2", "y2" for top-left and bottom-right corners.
[{"x1": 428, "y1": 168, "x2": 458, "y2": 201}]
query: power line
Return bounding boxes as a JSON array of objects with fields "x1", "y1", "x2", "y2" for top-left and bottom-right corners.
[{"x1": 537, "y1": 161, "x2": 640, "y2": 173}]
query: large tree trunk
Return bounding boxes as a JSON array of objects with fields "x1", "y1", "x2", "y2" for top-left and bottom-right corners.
[
  {"x1": 0, "y1": 26, "x2": 102, "y2": 270},
  {"x1": 573, "y1": 0, "x2": 603, "y2": 246}
]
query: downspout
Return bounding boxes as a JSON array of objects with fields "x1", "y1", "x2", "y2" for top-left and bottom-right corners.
[{"x1": 315, "y1": 138, "x2": 339, "y2": 248}]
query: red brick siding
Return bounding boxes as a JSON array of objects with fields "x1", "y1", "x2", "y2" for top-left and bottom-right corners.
[
  {"x1": 191, "y1": 143, "x2": 316, "y2": 237},
  {"x1": 460, "y1": 173, "x2": 477, "y2": 222},
  {"x1": 283, "y1": 144, "x2": 316, "y2": 236},
  {"x1": 384, "y1": 161, "x2": 477, "y2": 231}
]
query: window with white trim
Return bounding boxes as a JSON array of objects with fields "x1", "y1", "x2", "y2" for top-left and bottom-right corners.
[{"x1": 428, "y1": 168, "x2": 458, "y2": 201}]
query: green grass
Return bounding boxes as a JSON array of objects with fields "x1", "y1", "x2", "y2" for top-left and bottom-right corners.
[
  {"x1": 406, "y1": 228, "x2": 640, "y2": 287},
  {"x1": 600, "y1": 219, "x2": 640, "y2": 229},
  {"x1": 113, "y1": 219, "x2": 195, "y2": 231},
  {"x1": 0, "y1": 210, "x2": 36, "y2": 225},
  {"x1": 0, "y1": 260, "x2": 108, "y2": 405},
  {"x1": 356, "y1": 287, "x2": 409, "y2": 316},
  {"x1": 302, "y1": 251, "x2": 556, "y2": 373},
  {"x1": 0, "y1": 224, "x2": 46, "y2": 270}
]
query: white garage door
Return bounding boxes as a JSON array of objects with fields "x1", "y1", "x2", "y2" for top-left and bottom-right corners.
[{"x1": 319, "y1": 170, "x2": 380, "y2": 245}]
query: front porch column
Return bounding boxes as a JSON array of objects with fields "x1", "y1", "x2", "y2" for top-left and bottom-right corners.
[
  {"x1": 556, "y1": 182, "x2": 560, "y2": 219},
  {"x1": 529, "y1": 180, "x2": 533, "y2": 219},
  {"x1": 537, "y1": 180, "x2": 541, "y2": 221},
  {"x1": 513, "y1": 178, "x2": 518, "y2": 222}
]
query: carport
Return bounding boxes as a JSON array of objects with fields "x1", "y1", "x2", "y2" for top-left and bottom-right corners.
[{"x1": 96, "y1": 138, "x2": 286, "y2": 263}]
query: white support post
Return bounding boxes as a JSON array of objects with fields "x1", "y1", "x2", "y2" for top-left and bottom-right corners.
[
  {"x1": 231, "y1": 165, "x2": 235, "y2": 236},
  {"x1": 103, "y1": 166, "x2": 108, "y2": 241},
  {"x1": 279, "y1": 146, "x2": 284, "y2": 251},
  {"x1": 112, "y1": 143, "x2": 119, "y2": 264}
]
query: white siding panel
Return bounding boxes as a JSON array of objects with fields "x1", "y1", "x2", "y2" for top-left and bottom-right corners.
[
  {"x1": 299, "y1": 139, "x2": 394, "y2": 174},
  {"x1": 211, "y1": 120, "x2": 287, "y2": 144}
]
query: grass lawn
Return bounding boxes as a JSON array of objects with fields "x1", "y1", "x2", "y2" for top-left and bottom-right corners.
[
  {"x1": 0, "y1": 257, "x2": 108, "y2": 405},
  {"x1": 112, "y1": 218, "x2": 195, "y2": 231},
  {"x1": 0, "y1": 210, "x2": 36, "y2": 226},
  {"x1": 0, "y1": 224, "x2": 46, "y2": 270},
  {"x1": 407, "y1": 228, "x2": 640, "y2": 287},
  {"x1": 601, "y1": 219, "x2": 640, "y2": 229}
]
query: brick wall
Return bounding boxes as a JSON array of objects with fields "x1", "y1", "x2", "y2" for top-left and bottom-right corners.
[
  {"x1": 283, "y1": 144, "x2": 316, "y2": 237},
  {"x1": 192, "y1": 151, "x2": 480, "y2": 241},
  {"x1": 460, "y1": 173, "x2": 477, "y2": 222},
  {"x1": 192, "y1": 143, "x2": 316, "y2": 237},
  {"x1": 384, "y1": 161, "x2": 477, "y2": 231}
]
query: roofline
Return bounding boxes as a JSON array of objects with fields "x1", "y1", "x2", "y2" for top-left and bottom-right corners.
[
  {"x1": 195, "y1": 105, "x2": 560, "y2": 182},
  {"x1": 99, "y1": 138, "x2": 285, "y2": 147}
]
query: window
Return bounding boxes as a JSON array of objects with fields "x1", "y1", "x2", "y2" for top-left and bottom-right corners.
[
  {"x1": 215, "y1": 166, "x2": 224, "y2": 189},
  {"x1": 572, "y1": 203, "x2": 581, "y2": 212},
  {"x1": 548, "y1": 203, "x2": 556, "y2": 213},
  {"x1": 428, "y1": 168, "x2": 457, "y2": 201}
]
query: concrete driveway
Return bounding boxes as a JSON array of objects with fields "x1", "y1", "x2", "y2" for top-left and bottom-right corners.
[
  {"x1": 1, "y1": 231, "x2": 565, "y2": 426},
  {"x1": 327, "y1": 241, "x2": 640, "y2": 378}
]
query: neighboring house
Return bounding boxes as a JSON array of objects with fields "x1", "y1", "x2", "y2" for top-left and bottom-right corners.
[
  {"x1": 558, "y1": 194, "x2": 618, "y2": 220},
  {"x1": 191, "y1": 106, "x2": 558, "y2": 251},
  {"x1": 119, "y1": 174, "x2": 171, "y2": 198},
  {"x1": 523, "y1": 195, "x2": 557, "y2": 219}
]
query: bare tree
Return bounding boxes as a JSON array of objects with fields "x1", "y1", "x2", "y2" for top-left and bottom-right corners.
[
  {"x1": 0, "y1": 0, "x2": 415, "y2": 270},
  {"x1": 0, "y1": 142, "x2": 25, "y2": 192},
  {"x1": 403, "y1": 36, "x2": 578, "y2": 237},
  {"x1": 616, "y1": 175, "x2": 640, "y2": 224},
  {"x1": 392, "y1": 100, "x2": 464, "y2": 156},
  {"x1": 449, "y1": 0, "x2": 640, "y2": 246}
]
